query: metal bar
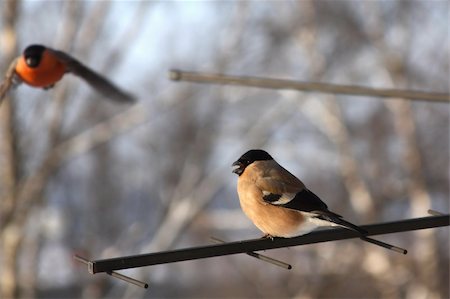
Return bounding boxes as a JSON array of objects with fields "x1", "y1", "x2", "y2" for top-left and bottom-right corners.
[
  {"x1": 90, "y1": 215, "x2": 449, "y2": 273},
  {"x1": 210, "y1": 236, "x2": 292, "y2": 270},
  {"x1": 169, "y1": 70, "x2": 450, "y2": 103}
]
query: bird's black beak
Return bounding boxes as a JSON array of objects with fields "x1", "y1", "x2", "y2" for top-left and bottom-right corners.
[{"x1": 232, "y1": 160, "x2": 244, "y2": 175}]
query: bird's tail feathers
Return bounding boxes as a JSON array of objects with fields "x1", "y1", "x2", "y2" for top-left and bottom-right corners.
[
  {"x1": 314, "y1": 211, "x2": 407, "y2": 254},
  {"x1": 313, "y1": 211, "x2": 368, "y2": 235}
]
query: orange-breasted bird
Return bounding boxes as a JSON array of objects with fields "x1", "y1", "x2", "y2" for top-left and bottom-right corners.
[
  {"x1": 0, "y1": 44, "x2": 135, "y2": 103},
  {"x1": 232, "y1": 149, "x2": 407, "y2": 254}
]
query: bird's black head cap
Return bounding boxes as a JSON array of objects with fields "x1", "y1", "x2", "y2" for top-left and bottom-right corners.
[
  {"x1": 23, "y1": 44, "x2": 46, "y2": 68},
  {"x1": 232, "y1": 149, "x2": 273, "y2": 175}
]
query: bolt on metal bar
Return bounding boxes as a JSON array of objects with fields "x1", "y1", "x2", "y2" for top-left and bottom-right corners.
[
  {"x1": 169, "y1": 70, "x2": 450, "y2": 103},
  {"x1": 210, "y1": 236, "x2": 292, "y2": 270},
  {"x1": 87, "y1": 215, "x2": 449, "y2": 274}
]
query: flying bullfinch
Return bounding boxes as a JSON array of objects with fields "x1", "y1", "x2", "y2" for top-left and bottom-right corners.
[
  {"x1": 0, "y1": 44, "x2": 135, "y2": 103},
  {"x1": 232, "y1": 149, "x2": 406, "y2": 254}
]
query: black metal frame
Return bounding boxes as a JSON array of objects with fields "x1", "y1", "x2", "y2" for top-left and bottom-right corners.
[{"x1": 75, "y1": 214, "x2": 449, "y2": 288}]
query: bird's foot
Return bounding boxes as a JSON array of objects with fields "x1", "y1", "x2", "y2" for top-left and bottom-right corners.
[{"x1": 262, "y1": 234, "x2": 275, "y2": 240}]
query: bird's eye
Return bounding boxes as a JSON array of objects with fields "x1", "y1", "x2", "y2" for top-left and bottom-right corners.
[{"x1": 25, "y1": 56, "x2": 40, "y2": 68}]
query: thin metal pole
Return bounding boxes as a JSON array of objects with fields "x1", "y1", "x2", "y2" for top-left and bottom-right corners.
[
  {"x1": 169, "y1": 70, "x2": 450, "y2": 103},
  {"x1": 428, "y1": 209, "x2": 445, "y2": 216},
  {"x1": 89, "y1": 215, "x2": 449, "y2": 274},
  {"x1": 210, "y1": 236, "x2": 292, "y2": 270},
  {"x1": 360, "y1": 236, "x2": 406, "y2": 254},
  {"x1": 107, "y1": 271, "x2": 149, "y2": 289}
]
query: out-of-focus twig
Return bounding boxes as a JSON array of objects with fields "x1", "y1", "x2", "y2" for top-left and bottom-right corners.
[{"x1": 169, "y1": 70, "x2": 449, "y2": 103}]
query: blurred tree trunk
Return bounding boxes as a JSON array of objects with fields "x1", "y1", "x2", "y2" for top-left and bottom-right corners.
[
  {"x1": 0, "y1": 1, "x2": 21, "y2": 298},
  {"x1": 364, "y1": 2, "x2": 440, "y2": 297},
  {"x1": 299, "y1": 0, "x2": 375, "y2": 220}
]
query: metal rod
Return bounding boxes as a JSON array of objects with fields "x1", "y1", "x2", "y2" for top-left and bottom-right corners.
[
  {"x1": 74, "y1": 255, "x2": 92, "y2": 269},
  {"x1": 210, "y1": 236, "x2": 292, "y2": 270},
  {"x1": 73, "y1": 255, "x2": 149, "y2": 289},
  {"x1": 89, "y1": 215, "x2": 449, "y2": 273},
  {"x1": 428, "y1": 209, "x2": 445, "y2": 216},
  {"x1": 169, "y1": 70, "x2": 450, "y2": 103},
  {"x1": 107, "y1": 271, "x2": 149, "y2": 289},
  {"x1": 360, "y1": 236, "x2": 407, "y2": 254}
]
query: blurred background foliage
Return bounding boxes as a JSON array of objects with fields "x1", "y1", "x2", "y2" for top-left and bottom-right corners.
[{"x1": 0, "y1": 1, "x2": 448, "y2": 298}]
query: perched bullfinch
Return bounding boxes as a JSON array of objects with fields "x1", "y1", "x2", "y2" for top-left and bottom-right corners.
[
  {"x1": 0, "y1": 44, "x2": 135, "y2": 104},
  {"x1": 232, "y1": 149, "x2": 407, "y2": 254}
]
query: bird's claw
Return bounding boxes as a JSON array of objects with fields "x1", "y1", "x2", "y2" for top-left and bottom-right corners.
[{"x1": 262, "y1": 234, "x2": 275, "y2": 240}]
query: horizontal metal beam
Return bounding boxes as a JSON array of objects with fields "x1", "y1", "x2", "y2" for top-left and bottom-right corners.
[
  {"x1": 169, "y1": 70, "x2": 450, "y2": 103},
  {"x1": 89, "y1": 215, "x2": 449, "y2": 274}
]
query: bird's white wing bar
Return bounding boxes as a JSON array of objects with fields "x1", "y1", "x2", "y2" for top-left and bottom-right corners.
[{"x1": 262, "y1": 190, "x2": 296, "y2": 205}]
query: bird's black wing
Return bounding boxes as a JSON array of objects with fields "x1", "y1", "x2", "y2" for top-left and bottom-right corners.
[
  {"x1": 264, "y1": 188, "x2": 367, "y2": 235},
  {"x1": 263, "y1": 188, "x2": 329, "y2": 212},
  {"x1": 48, "y1": 48, "x2": 135, "y2": 103}
]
